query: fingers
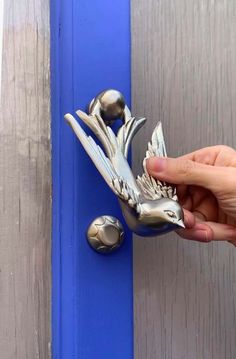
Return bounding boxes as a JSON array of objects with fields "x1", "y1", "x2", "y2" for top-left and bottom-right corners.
[
  {"x1": 176, "y1": 184, "x2": 188, "y2": 201},
  {"x1": 182, "y1": 209, "x2": 195, "y2": 228},
  {"x1": 178, "y1": 145, "x2": 236, "y2": 166},
  {"x1": 176, "y1": 221, "x2": 236, "y2": 243},
  {"x1": 146, "y1": 156, "x2": 236, "y2": 194},
  {"x1": 177, "y1": 210, "x2": 210, "y2": 242},
  {"x1": 146, "y1": 146, "x2": 236, "y2": 244},
  {"x1": 206, "y1": 222, "x2": 236, "y2": 241},
  {"x1": 192, "y1": 194, "x2": 218, "y2": 222},
  {"x1": 176, "y1": 222, "x2": 213, "y2": 243}
]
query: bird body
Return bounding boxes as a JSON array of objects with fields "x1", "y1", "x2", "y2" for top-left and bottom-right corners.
[
  {"x1": 119, "y1": 198, "x2": 183, "y2": 237},
  {"x1": 64, "y1": 102, "x2": 185, "y2": 237}
]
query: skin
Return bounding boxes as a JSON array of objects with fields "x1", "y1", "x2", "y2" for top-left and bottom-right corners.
[{"x1": 146, "y1": 145, "x2": 236, "y2": 246}]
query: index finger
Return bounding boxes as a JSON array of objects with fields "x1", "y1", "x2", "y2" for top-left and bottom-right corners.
[{"x1": 178, "y1": 145, "x2": 236, "y2": 166}]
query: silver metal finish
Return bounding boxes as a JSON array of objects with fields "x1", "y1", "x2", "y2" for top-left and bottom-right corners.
[
  {"x1": 88, "y1": 89, "x2": 131, "y2": 126},
  {"x1": 87, "y1": 216, "x2": 124, "y2": 254},
  {"x1": 65, "y1": 89, "x2": 185, "y2": 237}
]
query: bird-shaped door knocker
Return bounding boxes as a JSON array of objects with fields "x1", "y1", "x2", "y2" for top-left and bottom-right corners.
[{"x1": 65, "y1": 89, "x2": 185, "y2": 251}]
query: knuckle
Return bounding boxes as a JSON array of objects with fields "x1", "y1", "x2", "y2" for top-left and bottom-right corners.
[
  {"x1": 202, "y1": 233, "x2": 212, "y2": 243},
  {"x1": 196, "y1": 155, "x2": 212, "y2": 165}
]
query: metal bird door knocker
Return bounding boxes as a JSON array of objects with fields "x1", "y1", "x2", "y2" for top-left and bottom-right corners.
[{"x1": 65, "y1": 89, "x2": 184, "y2": 252}]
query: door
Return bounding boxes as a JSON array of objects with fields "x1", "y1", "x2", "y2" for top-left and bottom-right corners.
[
  {"x1": 1, "y1": 0, "x2": 235, "y2": 358},
  {"x1": 51, "y1": 1, "x2": 236, "y2": 358}
]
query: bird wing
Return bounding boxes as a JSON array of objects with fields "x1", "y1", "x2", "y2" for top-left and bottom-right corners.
[
  {"x1": 136, "y1": 122, "x2": 178, "y2": 201},
  {"x1": 64, "y1": 113, "x2": 141, "y2": 210},
  {"x1": 117, "y1": 116, "x2": 146, "y2": 158}
]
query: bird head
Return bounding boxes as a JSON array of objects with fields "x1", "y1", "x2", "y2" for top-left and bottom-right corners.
[
  {"x1": 139, "y1": 198, "x2": 185, "y2": 228},
  {"x1": 160, "y1": 199, "x2": 185, "y2": 228}
]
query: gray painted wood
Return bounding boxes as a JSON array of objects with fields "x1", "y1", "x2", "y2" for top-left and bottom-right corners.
[
  {"x1": 132, "y1": 1, "x2": 236, "y2": 358},
  {"x1": 0, "y1": 1, "x2": 51, "y2": 358}
]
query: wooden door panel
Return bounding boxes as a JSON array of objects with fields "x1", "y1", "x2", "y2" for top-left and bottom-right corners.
[
  {"x1": 132, "y1": 1, "x2": 236, "y2": 358},
  {"x1": 0, "y1": 1, "x2": 51, "y2": 357}
]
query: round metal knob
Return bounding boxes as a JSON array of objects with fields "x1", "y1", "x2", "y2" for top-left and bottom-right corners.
[
  {"x1": 87, "y1": 215, "x2": 124, "y2": 254},
  {"x1": 89, "y1": 89, "x2": 126, "y2": 125}
]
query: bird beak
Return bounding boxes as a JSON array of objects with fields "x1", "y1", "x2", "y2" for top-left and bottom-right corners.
[{"x1": 177, "y1": 219, "x2": 185, "y2": 228}]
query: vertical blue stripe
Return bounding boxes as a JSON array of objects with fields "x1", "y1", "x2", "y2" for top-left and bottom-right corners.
[{"x1": 51, "y1": 1, "x2": 133, "y2": 358}]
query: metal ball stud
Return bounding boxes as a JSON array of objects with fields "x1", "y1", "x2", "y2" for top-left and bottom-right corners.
[
  {"x1": 89, "y1": 89, "x2": 126, "y2": 125},
  {"x1": 87, "y1": 215, "x2": 124, "y2": 254}
]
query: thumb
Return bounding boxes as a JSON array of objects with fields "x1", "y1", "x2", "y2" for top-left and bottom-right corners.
[{"x1": 146, "y1": 156, "x2": 233, "y2": 193}]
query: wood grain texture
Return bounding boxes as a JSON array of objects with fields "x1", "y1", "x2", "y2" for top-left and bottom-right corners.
[
  {"x1": 132, "y1": 1, "x2": 236, "y2": 358},
  {"x1": 0, "y1": 0, "x2": 4, "y2": 96},
  {"x1": 0, "y1": 1, "x2": 51, "y2": 358}
]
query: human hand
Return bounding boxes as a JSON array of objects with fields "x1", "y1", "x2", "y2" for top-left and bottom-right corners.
[{"x1": 146, "y1": 146, "x2": 236, "y2": 245}]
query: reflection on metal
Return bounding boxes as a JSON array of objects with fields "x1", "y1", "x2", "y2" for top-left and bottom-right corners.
[
  {"x1": 89, "y1": 89, "x2": 131, "y2": 126},
  {"x1": 87, "y1": 216, "x2": 124, "y2": 254},
  {"x1": 65, "y1": 89, "x2": 185, "y2": 239}
]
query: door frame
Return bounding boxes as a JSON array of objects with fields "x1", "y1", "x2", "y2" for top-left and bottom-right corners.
[{"x1": 50, "y1": 1, "x2": 133, "y2": 357}]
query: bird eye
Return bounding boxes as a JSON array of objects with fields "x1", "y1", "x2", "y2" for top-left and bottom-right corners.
[{"x1": 164, "y1": 210, "x2": 177, "y2": 219}]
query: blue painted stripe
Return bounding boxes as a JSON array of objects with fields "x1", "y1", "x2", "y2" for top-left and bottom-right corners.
[{"x1": 51, "y1": 1, "x2": 133, "y2": 358}]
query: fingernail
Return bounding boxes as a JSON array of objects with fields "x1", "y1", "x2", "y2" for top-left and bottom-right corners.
[{"x1": 146, "y1": 157, "x2": 167, "y2": 173}]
